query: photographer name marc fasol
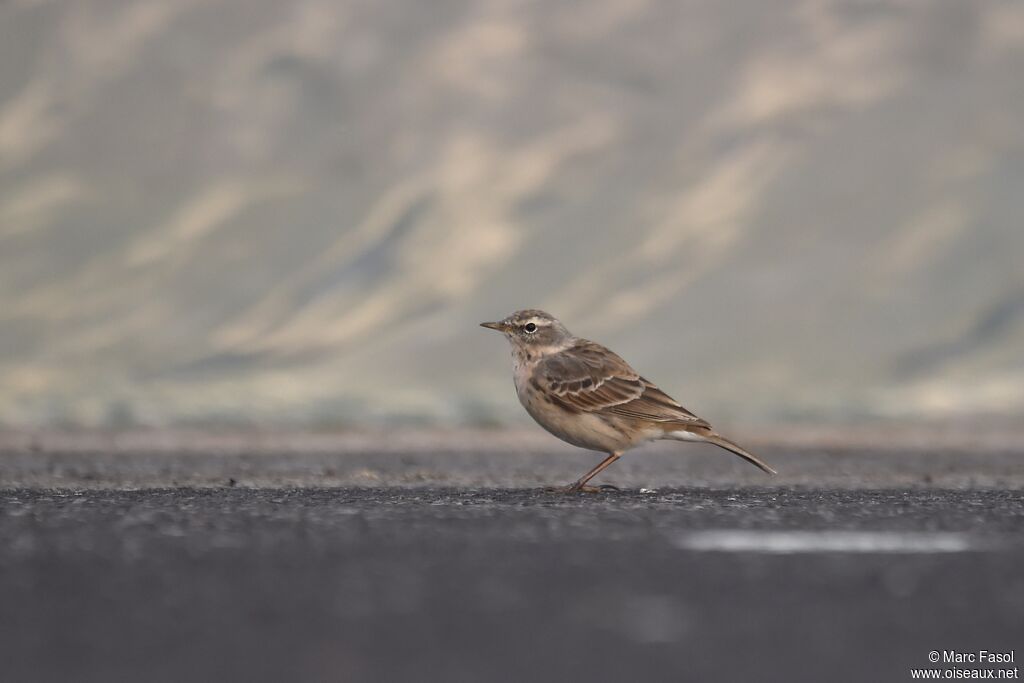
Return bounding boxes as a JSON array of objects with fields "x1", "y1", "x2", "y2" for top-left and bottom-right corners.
[{"x1": 942, "y1": 651, "x2": 1016, "y2": 664}]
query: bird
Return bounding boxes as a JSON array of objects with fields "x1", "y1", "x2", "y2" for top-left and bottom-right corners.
[{"x1": 481, "y1": 309, "x2": 775, "y2": 492}]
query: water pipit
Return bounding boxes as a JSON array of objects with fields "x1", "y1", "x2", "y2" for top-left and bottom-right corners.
[{"x1": 481, "y1": 309, "x2": 775, "y2": 492}]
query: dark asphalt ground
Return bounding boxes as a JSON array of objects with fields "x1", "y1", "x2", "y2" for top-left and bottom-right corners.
[
  {"x1": 2, "y1": 487, "x2": 1023, "y2": 683},
  {"x1": 1, "y1": 440, "x2": 1022, "y2": 682}
]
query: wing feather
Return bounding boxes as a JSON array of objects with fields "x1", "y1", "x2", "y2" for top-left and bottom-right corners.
[{"x1": 535, "y1": 340, "x2": 709, "y2": 428}]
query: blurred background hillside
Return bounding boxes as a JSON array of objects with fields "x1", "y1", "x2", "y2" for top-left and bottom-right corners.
[{"x1": 1, "y1": 0, "x2": 1022, "y2": 429}]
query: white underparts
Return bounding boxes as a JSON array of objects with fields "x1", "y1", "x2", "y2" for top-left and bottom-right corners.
[{"x1": 667, "y1": 430, "x2": 707, "y2": 443}]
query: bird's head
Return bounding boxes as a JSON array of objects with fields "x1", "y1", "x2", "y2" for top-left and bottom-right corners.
[{"x1": 480, "y1": 309, "x2": 573, "y2": 353}]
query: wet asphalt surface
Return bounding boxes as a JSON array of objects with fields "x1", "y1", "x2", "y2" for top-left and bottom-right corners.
[{"x1": 2, "y1": 481, "x2": 1023, "y2": 683}]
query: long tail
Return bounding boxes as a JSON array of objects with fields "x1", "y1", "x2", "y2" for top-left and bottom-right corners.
[
  {"x1": 671, "y1": 428, "x2": 777, "y2": 475},
  {"x1": 703, "y1": 432, "x2": 776, "y2": 475}
]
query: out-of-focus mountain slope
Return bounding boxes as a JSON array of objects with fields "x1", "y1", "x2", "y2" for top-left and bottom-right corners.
[{"x1": 1, "y1": 0, "x2": 1022, "y2": 426}]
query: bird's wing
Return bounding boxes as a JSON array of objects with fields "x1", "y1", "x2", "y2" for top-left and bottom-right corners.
[{"x1": 535, "y1": 340, "x2": 710, "y2": 428}]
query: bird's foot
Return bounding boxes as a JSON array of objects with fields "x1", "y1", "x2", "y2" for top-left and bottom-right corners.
[{"x1": 545, "y1": 483, "x2": 620, "y2": 494}]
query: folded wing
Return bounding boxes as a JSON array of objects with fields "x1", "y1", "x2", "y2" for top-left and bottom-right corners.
[{"x1": 536, "y1": 340, "x2": 710, "y2": 429}]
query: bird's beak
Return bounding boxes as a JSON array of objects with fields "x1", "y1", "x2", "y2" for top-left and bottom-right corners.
[{"x1": 480, "y1": 321, "x2": 506, "y2": 332}]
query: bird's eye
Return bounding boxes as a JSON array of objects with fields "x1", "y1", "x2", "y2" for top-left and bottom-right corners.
[{"x1": 524, "y1": 323, "x2": 537, "y2": 333}]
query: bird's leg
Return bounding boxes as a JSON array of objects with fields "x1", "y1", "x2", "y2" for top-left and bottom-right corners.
[{"x1": 547, "y1": 452, "x2": 622, "y2": 493}]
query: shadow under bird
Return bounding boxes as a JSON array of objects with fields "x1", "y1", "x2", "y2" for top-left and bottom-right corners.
[{"x1": 481, "y1": 309, "x2": 776, "y2": 492}]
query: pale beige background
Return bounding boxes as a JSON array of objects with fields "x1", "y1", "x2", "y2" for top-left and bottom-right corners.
[{"x1": 1, "y1": 0, "x2": 1022, "y2": 428}]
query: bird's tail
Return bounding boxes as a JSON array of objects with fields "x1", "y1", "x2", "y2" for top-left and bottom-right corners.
[{"x1": 670, "y1": 428, "x2": 777, "y2": 475}]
